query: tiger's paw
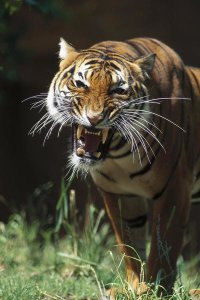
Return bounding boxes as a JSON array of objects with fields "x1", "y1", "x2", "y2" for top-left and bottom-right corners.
[
  {"x1": 101, "y1": 282, "x2": 149, "y2": 299},
  {"x1": 189, "y1": 289, "x2": 200, "y2": 299}
]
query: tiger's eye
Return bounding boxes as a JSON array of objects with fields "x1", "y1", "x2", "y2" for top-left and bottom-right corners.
[
  {"x1": 75, "y1": 80, "x2": 88, "y2": 89},
  {"x1": 110, "y1": 88, "x2": 126, "y2": 95}
]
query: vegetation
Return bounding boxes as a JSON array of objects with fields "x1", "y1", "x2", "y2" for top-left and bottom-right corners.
[
  {"x1": 0, "y1": 206, "x2": 114, "y2": 300},
  {"x1": 0, "y1": 180, "x2": 199, "y2": 300}
]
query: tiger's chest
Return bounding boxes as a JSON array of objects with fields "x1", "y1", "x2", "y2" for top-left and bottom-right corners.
[
  {"x1": 90, "y1": 128, "x2": 171, "y2": 198},
  {"x1": 91, "y1": 153, "x2": 158, "y2": 198}
]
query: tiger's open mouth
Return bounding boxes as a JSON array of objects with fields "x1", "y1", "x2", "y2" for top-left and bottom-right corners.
[{"x1": 73, "y1": 125, "x2": 115, "y2": 162}]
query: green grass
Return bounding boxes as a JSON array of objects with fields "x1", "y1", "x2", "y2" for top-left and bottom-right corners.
[
  {"x1": 0, "y1": 182, "x2": 199, "y2": 299},
  {"x1": 0, "y1": 206, "x2": 116, "y2": 300}
]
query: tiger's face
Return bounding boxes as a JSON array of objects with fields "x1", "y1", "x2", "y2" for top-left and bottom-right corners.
[{"x1": 47, "y1": 38, "x2": 155, "y2": 171}]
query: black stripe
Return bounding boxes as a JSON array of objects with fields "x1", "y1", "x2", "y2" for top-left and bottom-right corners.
[
  {"x1": 68, "y1": 65, "x2": 75, "y2": 74},
  {"x1": 148, "y1": 38, "x2": 177, "y2": 78},
  {"x1": 149, "y1": 39, "x2": 173, "y2": 63},
  {"x1": 108, "y1": 149, "x2": 132, "y2": 159},
  {"x1": 179, "y1": 63, "x2": 186, "y2": 92},
  {"x1": 58, "y1": 72, "x2": 69, "y2": 91},
  {"x1": 129, "y1": 111, "x2": 165, "y2": 179},
  {"x1": 126, "y1": 39, "x2": 162, "y2": 78},
  {"x1": 72, "y1": 102, "x2": 81, "y2": 115},
  {"x1": 132, "y1": 42, "x2": 150, "y2": 56},
  {"x1": 109, "y1": 62, "x2": 121, "y2": 71},
  {"x1": 185, "y1": 121, "x2": 191, "y2": 153},
  {"x1": 58, "y1": 66, "x2": 75, "y2": 91},
  {"x1": 186, "y1": 69, "x2": 195, "y2": 103},
  {"x1": 109, "y1": 137, "x2": 127, "y2": 151},
  {"x1": 135, "y1": 127, "x2": 157, "y2": 159},
  {"x1": 86, "y1": 65, "x2": 99, "y2": 70},
  {"x1": 96, "y1": 170, "x2": 116, "y2": 182},
  {"x1": 81, "y1": 49, "x2": 104, "y2": 55},
  {"x1": 77, "y1": 55, "x2": 96, "y2": 66},
  {"x1": 125, "y1": 40, "x2": 145, "y2": 56},
  {"x1": 152, "y1": 142, "x2": 182, "y2": 200},
  {"x1": 78, "y1": 72, "x2": 83, "y2": 79},
  {"x1": 97, "y1": 188, "x2": 140, "y2": 198},
  {"x1": 109, "y1": 117, "x2": 162, "y2": 160},
  {"x1": 52, "y1": 70, "x2": 65, "y2": 97},
  {"x1": 140, "y1": 112, "x2": 162, "y2": 162},
  {"x1": 180, "y1": 89, "x2": 185, "y2": 131},
  {"x1": 85, "y1": 60, "x2": 100, "y2": 65},
  {"x1": 60, "y1": 70, "x2": 69, "y2": 80},
  {"x1": 155, "y1": 55, "x2": 167, "y2": 73},
  {"x1": 130, "y1": 158, "x2": 153, "y2": 179},
  {"x1": 137, "y1": 42, "x2": 161, "y2": 74},
  {"x1": 140, "y1": 128, "x2": 165, "y2": 165},
  {"x1": 139, "y1": 96, "x2": 167, "y2": 163},
  {"x1": 123, "y1": 214, "x2": 147, "y2": 228}
]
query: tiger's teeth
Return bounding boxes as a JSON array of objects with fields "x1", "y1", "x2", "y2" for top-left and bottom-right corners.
[
  {"x1": 102, "y1": 128, "x2": 109, "y2": 144},
  {"x1": 76, "y1": 147, "x2": 85, "y2": 156},
  {"x1": 93, "y1": 152, "x2": 101, "y2": 158},
  {"x1": 77, "y1": 125, "x2": 84, "y2": 139}
]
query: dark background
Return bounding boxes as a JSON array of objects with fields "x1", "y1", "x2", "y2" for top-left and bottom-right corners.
[{"x1": 0, "y1": 0, "x2": 200, "y2": 223}]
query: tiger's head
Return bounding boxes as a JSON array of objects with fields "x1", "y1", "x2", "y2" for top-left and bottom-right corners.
[{"x1": 47, "y1": 38, "x2": 155, "y2": 172}]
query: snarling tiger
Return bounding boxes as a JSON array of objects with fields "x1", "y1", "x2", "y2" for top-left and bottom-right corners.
[{"x1": 44, "y1": 37, "x2": 200, "y2": 293}]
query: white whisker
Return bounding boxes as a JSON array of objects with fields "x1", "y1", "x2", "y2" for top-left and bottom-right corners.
[
  {"x1": 120, "y1": 116, "x2": 151, "y2": 164},
  {"x1": 114, "y1": 118, "x2": 142, "y2": 164},
  {"x1": 22, "y1": 93, "x2": 48, "y2": 103},
  {"x1": 131, "y1": 109, "x2": 186, "y2": 132},
  {"x1": 122, "y1": 96, "x2": 191, "y2": 109},
  {"x1": 120, "y1": 95, "x2": 149, "y2": 108},
  {"x1": 129, "y1": 117, "x2": 166, "y2": 153},
  {"x1": 123, "y1": 112, "x2": 162, "y2": 134}
]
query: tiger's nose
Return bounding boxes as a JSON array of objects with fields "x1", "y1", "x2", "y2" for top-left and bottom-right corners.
[
  {"x1": 87, "y1": 115, "x2": 102, "y2": 125},
  {"x1": 86, "y1": 106, "x2": 105, "y2": 125}
]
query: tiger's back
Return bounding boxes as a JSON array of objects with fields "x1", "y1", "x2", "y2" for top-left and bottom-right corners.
[{"x1": 91, "y1": 38, "x2": 200, "y2": 200}]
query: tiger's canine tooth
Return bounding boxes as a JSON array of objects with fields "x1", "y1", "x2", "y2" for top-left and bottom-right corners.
[
  {"x1": 93, "y1": 152, "x2": 101, "y2": 158},
  {"x1": 76, "y1": 147, "x2": 85, "y2": 156},
  {"x1": 102, "y1": 128, "x2": 109, "y2": 144},
  {"x1": 77, "y1": 125, "x2": 84, "y2": 139}
]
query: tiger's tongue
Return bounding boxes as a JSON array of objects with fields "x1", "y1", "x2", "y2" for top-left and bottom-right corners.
[{"x1": 84, "y1": 134, "x2": 101, "y2": 153}]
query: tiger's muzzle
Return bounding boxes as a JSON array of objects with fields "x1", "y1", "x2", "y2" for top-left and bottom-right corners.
[{"x1": 73, "y1": 124, "x2": 115, "y2": 162}]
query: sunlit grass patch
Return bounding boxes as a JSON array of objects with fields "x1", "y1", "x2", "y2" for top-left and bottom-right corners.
[
  {"x1": 0, "y1": 201, "x2": 115, "y2": 300},
  {"x1": 0, "y1": 180, "x2": 199, "y2": 299},
  {"x1": 0, "y1": 221, "x2": 99, "y2": 300}
]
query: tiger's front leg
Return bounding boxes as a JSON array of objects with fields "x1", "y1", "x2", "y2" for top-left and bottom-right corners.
[{"x1": 102, "y1": 191, "x2": 148, "y2": 290}]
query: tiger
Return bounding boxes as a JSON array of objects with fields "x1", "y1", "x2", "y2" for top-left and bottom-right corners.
[{"x1": 44, "y1": 37, "x2": 200, "y2": 294}]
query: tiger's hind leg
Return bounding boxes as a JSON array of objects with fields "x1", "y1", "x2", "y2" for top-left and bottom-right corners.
[
  {"x1": 102, "y1": 191, "x2": 148, "y2": 290},
  {"x1": 147, "y1": 162, "x2": 191, "y2": 293},
  {"x1": 181, "y1": 201, "x2": 200, "y2": 276}
]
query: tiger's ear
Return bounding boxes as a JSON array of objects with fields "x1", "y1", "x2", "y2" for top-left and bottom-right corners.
[
  {"x1": 134, "y1": 53, "x2": 156, "y2": 75},
  {"x1": 59, "y1": 38, "x2": 78, "y2": 69}
]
